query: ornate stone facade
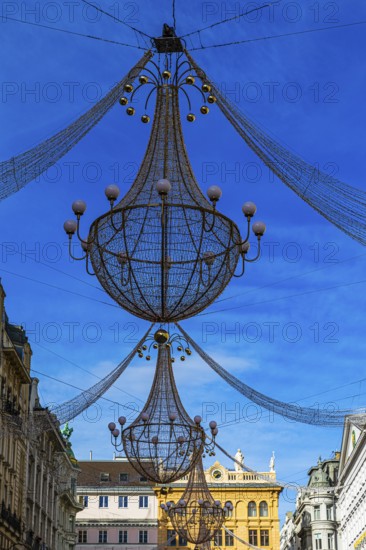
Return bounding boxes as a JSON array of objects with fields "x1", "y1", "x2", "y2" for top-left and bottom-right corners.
[
  {"x1": 0, "y1": 283, "x2": 82, "y2": 549},
  {"x1": 337, "y1": 416, "x2": 366, "y2": 550}
]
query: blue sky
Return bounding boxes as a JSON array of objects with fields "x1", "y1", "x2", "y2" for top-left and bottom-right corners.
[{"x1": 1, "y1": 0, "x2": 366, "y2": 522}]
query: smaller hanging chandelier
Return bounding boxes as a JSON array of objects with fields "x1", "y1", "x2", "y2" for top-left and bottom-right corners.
[
  {"x1": 107, "y1": 329, "x2": 218, "y2": 483},
  {"x1": 162, "y1": 457, "x2": 226, "y2": 547}
]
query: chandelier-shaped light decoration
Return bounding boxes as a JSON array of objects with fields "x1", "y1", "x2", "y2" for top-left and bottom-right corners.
[
  {"x1": 107, "y1": 329, "x2": 213, "y2": 483},
  {"x1": 162, "y1": 456, "x2": 226, "y2": 547},
  {"x1": 64, "y1": 58, "x2": 266, "y2": 322}
]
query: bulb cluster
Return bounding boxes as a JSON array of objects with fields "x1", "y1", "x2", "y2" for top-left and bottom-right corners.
[
  {"x1": 137, "y1": 328, "x2": 192, "y2": 363},
  {"x1": 119, "y1": 71, "x2": 217, "y2": 124}
]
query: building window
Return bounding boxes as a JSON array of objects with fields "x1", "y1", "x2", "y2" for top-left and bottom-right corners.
[
  {"x1": 83, "y1": 495, "x2": 88, "y2": 507},
  {"x1": 120, "y1": 473, "x2": 129, "y2": 482},
  {"x1": 119, "y1": 495, "x2": 128, "y2": 508},
  {"x1": 140, "y1": 476, "x2": 148, "y2": 482},
  {"x1": 315, "y1": 533, "x2": 322, "y2": 549},
  {"x1": 326, "y1": 505, "x2": 333, "y2": 520},
  {"x1": 100, "y1": 472, "x2": 110, "y2": 481},
  {"x1": 168, "y1": 530, "x2": 177, "y2": 546},
  {"x1": 248, "y1": 501, "x2": 257, "y2": 517},
  {"x1": 119, "y1": 530, "x2": 128, "y2": 543},
  {"x1": 179, "y1": 531, "x2": 188, "y2": 546},
  {"x1": 225, "y1": 531, "x2": 234, "y2": 546},
  {"x1": 139, "y1": 530, "x2": 148, "y2": 544},
  {"x1": 78, "y1": 530, "x2": 87, "y2": 543},
  {"x1": 259, "y1": 501, "x2": 268, "y2": 517},
  {"x1": 249, "y1": 530, "x2": 258, "y2": 546},
  {"x1": 99, "y1": 531, "x2": 108, "y2": 543},
  {"x1": 139, "y1": 495, "x2": 149, "y2": 508},
  {"x1": 328, "y1": 533, "x2": 334, "y2": 549},
  {"x1": 314, "y1": 506, "x2": 320, "y2": 520},
  {"x1": 260, "y1": 530, "x2": 269, "y2": 546},
  {"x1": 99, "y1": 495, "x2": 108, "y2": 508},
  {"x1": 214, "y1": 531, "x2": 223, "y2": 546}
]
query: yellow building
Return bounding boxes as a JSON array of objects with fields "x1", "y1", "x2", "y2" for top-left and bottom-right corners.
[{"x1": 155, "y1": 454, "x2": 282, "y2": 550}]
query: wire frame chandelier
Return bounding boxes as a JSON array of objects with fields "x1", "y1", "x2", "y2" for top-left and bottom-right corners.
[
  {"x1": 107, "y1": 329, "x2": 217, "y2": 483},
  {"x1": 64, "y1": 56, "x2": 266, "y2": 323},
  {"x1": 162, "y1": 456, "x2": 227, "y2": 547}
]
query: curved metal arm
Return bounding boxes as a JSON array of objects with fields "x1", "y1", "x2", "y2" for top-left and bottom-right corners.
[
  {"x1": 244, "y1": 237, "x2": 262, "y2": 262},
  {"x1": 85, "y1": 254, "x2": 96, "y2": 276},
  {"x1": 68, "y1": 236, "x2": 87, "y2": 261}
]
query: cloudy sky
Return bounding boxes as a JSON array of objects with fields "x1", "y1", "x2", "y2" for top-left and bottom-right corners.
[{"x1": 1, "y1": 0, "x2": 366, "y2": 522}]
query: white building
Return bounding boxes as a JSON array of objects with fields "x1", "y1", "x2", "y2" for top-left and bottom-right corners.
[
  {"x1": 337, "y1": 416, "x2": 366, "y2": 550},
  {"x1": 75, "y1": 458, "x2": 158, "y2": 550},
  {"x1": 281, "y1": 455, "x2": 340, "y2": 550}
]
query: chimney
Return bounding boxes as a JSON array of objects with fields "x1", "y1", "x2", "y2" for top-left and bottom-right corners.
[{"x1": 89, "y1": 450, "x2": 93, "y2": 461}]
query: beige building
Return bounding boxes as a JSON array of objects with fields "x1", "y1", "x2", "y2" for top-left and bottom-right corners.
[{"x1": 0, "y1": 283, "x2": 82, "y2": 549}]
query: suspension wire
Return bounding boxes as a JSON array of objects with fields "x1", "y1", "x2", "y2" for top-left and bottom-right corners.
[
  {"x1": 180, "y1": 0, "x2": 281, "y2": 39},
  {"x1": 3, "y1": 15, "x2": 146, "y2": 50},
  {"x1": 31, "y1": 368, "x2": 139, "y2": 411},
  {"x1": 196, "y1": 276, "x2": 366, "y2": 317},
  {"x1": 0, "y1": 267, "x2": 121, "y2": 310},
  {"x1": 188, "y1": 19, "x2": 366, "y2": 50},
  {"x1": 80, "y1": 0, "x2": 153, "y2": 40},
  {"x1": 172, "y1": 0, "x2": 177, "y2": 30},
  {"x1": 212, "y1": 252, "x2": 366, "y2": 307},
  {"x1": 33, "y1": 341, "x2": 145, "y2": 404}
]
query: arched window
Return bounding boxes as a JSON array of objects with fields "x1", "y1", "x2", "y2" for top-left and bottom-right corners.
[
  {"x1": 225, "y1": 501, "x2": 233, "y2": 518},
  {"x1": 248, "y1": 501, "x2": 257, "y2": 517},
  {"x1": 259, "y1": 501, "x2": 268, "y2": 517}
]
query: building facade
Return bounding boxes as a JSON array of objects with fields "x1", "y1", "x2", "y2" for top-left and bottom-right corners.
[
  {"x1": 0, "y1": 284, "x2": 32, "y2": 548},
  {"x1": 76, "y1": 452, "x2": 282, "y2": 550},
  {"x1": 337, "y1": 416, "x2": 366, "y2": 550},
  {"x1": 0, "y1": 283, "x2": 82, "y2": 550},
  {"x1": 280, "y1": 455, "x2": 340, "y2": 550},
  {"x1": 75, "y1": 458, "x2": 159, "y2": 550}
]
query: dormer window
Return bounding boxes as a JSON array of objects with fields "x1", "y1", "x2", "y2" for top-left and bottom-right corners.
[{"x1": 100, "y1": 472, "x2": 110, "y2": 481}]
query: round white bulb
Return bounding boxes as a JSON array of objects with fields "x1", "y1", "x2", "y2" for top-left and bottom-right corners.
[
  {"x1": 169, "y1": 412, "x2": 177, "y2": 422},
  {"x1": 242, "y1": 201, "x2": 257, "y2": 217},
  {"x1": 212, "y1": 427, "x2": 219, "y2": 436},
  {"x1": 112, "y1": 428, "x2": 120, "y2": 438},
  {"x1": 215, "y1": 500, "x2": 221, "y2": 507},
  {"x1": 105, "y1": 184, "x2": 120, "y2": 201},
  {"x1": 177, "y1": 436, "x2": 185, "y2": 444},
  {"x1": 81, "y1": 239, "x2": 90, "y2": 252},
  {"x1": 252, "y1": 221, "x2": 266, "y2": 237},
  {"x1": 194, "y1": 415, "x2": 202, "y2": 425},
  {"x1": 151, "y1": 436, "x2": 158, "y2": 444},
  {"x1": 118, "y1": 416, "x2": 127, "y2": 426},
  {"x1": 156, "y1": 178, "x2": 171, "y2": 195},
  {"x1": 241, "y1": 241, "x2": 250, "y2": 254},
  {"x1": 63, "y1": 220, "x2": 77, "y2": 235},
  {"x1": 72, "y1": 199, "x2": 87, "y2": 216},
  {"x1": 207, "y1": 185, "x2": 222, "y2": 202},
  {"x1": 141, "y1": 412, "x2": 149, "y2": 422},
  {"x1": 209, "y1": 420, "x2": 217, "y2": 429},
  {"x1": 108, "y1": 422, "x2": 116, "y2": 431}
]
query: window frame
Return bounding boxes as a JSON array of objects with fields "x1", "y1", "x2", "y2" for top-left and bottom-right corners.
[
  {"x1": 314, "y1": 506, "x2": 321, "y2": 520},
  {"x1": 248, "y1": 501, "x2": 257, "y2": 517},
  {"x1": 139, "y1": 530, "x2": 148, "y2": 544},
  {"x1": 139, "y1": 495, "x2": 149, "y2": 508},
  {"x1": 260, "y1": 529, "x2": 270, "y2": 546},
  {"x1": 249, "y1": 529, "x2": 258, "y2": 546},
  {"x1": 118, "y1": 495, "x2": 129, "y2": 508},
  {"x1": 119, "y1": 530, "x2": 128, "y2": 543},
  {"x1": 78, "y1": 530, "x2": 87, "y2": 543},
  {"x1": 225, "y1": 531, "x2": 234, "y2": 546},
  {"x1": 259, "y1": 501, "x2": 269, "y2": 517},
  {"x1": 99, "y1": 530, "x2": 108, "y2": 543},
  {"x1": 99, "y1": 495, "x2": 109, "y2": 508}
]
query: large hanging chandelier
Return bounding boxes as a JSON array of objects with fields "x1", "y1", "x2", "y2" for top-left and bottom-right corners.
[
  {"x1": 107, "y1": 329, "x2": 217, "y2": 483},
  {"x1": 162, "y1": 456, "x2": 227, "y2": 547},
  {"x1": 64, "y1": 57, "x2": 266, "y2": 323}
]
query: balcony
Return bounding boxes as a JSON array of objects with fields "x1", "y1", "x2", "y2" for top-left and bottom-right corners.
[{"x1": 0, "y1": 500, "x2": 22, "y2": 533}]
